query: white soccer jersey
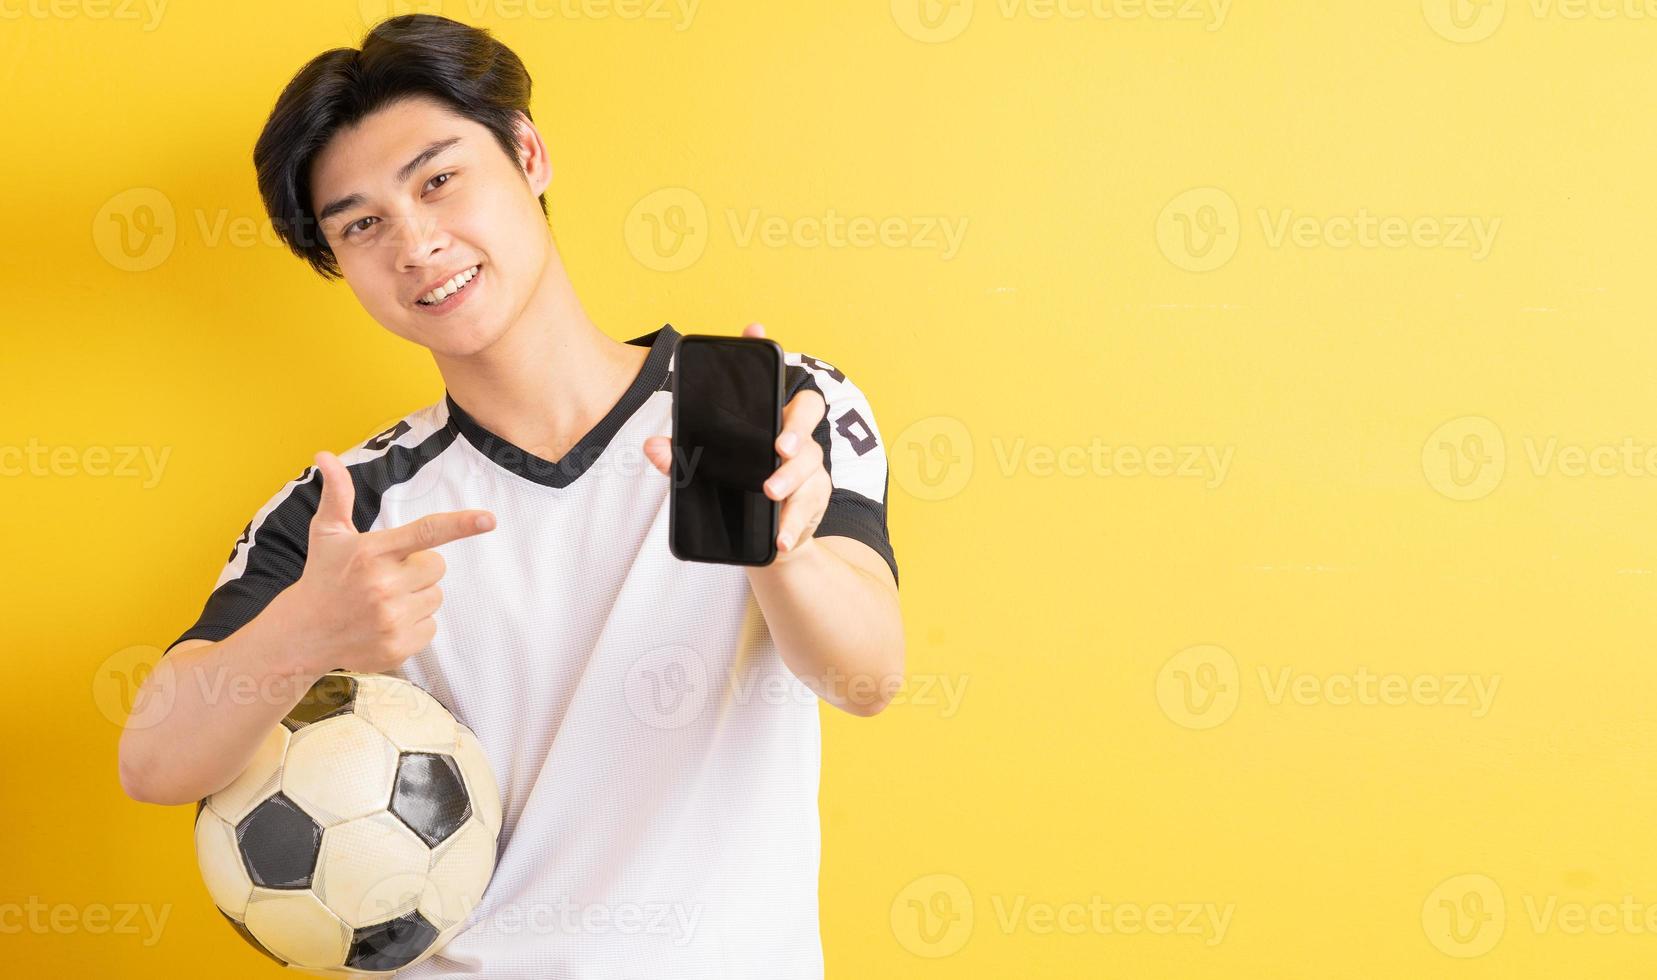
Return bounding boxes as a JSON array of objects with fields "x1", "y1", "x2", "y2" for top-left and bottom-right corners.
[{"x1": 166, "y1": 324, "x2": 897, "y2": 979}]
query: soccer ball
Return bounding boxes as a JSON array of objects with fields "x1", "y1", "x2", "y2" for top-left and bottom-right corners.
[{"x1": 193, "y1": 671, "x2": 501, "y2": 975}]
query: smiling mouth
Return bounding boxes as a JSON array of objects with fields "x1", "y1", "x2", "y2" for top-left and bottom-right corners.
[{"x1": 415, "y1": 264, "x2": 482, "y2": 307}]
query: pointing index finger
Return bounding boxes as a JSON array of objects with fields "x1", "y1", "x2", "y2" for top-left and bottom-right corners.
[{"x1": 370, "y1": 509, "x2": 497, "y2": 559}]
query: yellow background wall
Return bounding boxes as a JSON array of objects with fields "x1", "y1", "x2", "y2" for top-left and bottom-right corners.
[{"x1": 6, "y1": 0, "x2": 1656, "y2": 975}]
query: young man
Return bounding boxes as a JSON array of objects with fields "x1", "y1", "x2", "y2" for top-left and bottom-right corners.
[{"x1": 117, "y1": 14, "x2": 902, "y2": 979}]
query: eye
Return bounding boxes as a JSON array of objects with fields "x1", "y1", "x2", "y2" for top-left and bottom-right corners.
[
  {"x1": 345, "y1": 216, "x2": 378, "y2": 239},
  {"x1": 427, "y1": 171, "x2": 455, "y2": 192}
]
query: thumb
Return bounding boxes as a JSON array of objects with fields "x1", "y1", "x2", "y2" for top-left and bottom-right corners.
[
  {"x1": 309, "y1": 450, "x2": 358, "y2": 538},
  {"x1": 642, "y1": 436, "x2": 673, "y2": 477}
]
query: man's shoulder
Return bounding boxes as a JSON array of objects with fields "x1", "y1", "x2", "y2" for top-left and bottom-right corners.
[
  {"x1": 244, "y1": 398, "x2": 454, "y2": 517},
  {"x1": 782, "y1": 348, "x2": 871, "y2": 399},
  {"x1": 339, "y1": 398, "x2": 454, "y2": 466}
]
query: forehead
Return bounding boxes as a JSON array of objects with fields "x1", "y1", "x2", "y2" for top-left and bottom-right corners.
[{"x1": 308, "y1": 97, "x2": 475, "y2": 214}]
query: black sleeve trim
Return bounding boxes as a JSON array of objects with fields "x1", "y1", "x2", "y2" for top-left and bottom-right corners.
[
  {"x1": 166, "y1": 571, "x2": 297, "y2": 653},
  {"x1": 163, "y1": 473, "x2": 316, "y2": 656},
  {"x1": 816, "y1": 485, "x2": 899, "y2": 588}
]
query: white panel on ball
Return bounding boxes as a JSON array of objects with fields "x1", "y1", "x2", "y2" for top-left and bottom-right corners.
[
  {"x1": 243, "y1": 888, "x2": 352, "y2": 969},
  {"x1": 193, "y1": 807, "x2": 254, "y2": 918},
  {"x1": 419, "y1": 816, "x2": 496, "y2": 930},
  {"x1": 315, "y1": 809, "x2": 435, "y2": 930},
  {"x1": 283, "y1": 714, "x2": 400, "y2": 825},
  {"x1": 354, "y1": 673, "x2": 459, "y2": 753}
]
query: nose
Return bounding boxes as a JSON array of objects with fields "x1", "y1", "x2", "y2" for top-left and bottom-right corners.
[{"x1": 392, "y1": 210, "x2": 449, "y2": 272}]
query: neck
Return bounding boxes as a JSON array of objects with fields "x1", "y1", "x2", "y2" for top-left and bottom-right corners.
[{"x1": 432, "y1": 239, "x2": 650, "y2": 462}]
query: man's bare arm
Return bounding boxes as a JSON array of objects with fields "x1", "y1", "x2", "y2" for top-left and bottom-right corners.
[
  {"x1": 117, "y1": 598, "x2": 328, "y2": 806},
  {"x1": 744, "y1": 535, "x2": 904, "y2": 716}
]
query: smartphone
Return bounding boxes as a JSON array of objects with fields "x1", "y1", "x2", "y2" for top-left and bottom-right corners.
[{"x1": 669, "y1": 334, "x2": 786, "y2": 566}]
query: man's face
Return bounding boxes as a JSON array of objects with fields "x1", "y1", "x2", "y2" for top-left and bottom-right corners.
[{"x1": 309, "y1": 96, "x2": 550, "y2": 357}]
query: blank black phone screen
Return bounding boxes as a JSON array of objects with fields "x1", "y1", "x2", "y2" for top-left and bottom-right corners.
[{"x1": 670, "y1": 337, "x2": 781, "y2": 565}]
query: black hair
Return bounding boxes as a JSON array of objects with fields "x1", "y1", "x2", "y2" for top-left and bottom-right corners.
[{"x1": 252, "y1": 14, "x2": 545, "y2": 281}]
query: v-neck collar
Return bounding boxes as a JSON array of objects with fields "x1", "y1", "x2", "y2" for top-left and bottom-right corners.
[{"x1": 442, "y1": 323, "x2": 678, "y2": 489}]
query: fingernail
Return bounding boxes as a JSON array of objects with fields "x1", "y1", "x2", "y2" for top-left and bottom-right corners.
[
  {"x1": 476, "y1": 514, "x2": 494, "y2": 531},
  {"x1": 765, "y1": 479, "x2": 782, "y2": 497},
  {"x1": 778, "y1": 533, "x2": 794, "y2": 551}
]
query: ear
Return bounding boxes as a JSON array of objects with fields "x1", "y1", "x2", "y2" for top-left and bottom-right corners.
[{"x1": 513, "y1": 110, "x2": 553, "y2": 196}]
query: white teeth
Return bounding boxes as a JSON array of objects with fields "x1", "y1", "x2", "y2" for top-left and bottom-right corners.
[{"x1": 418, "y1": 265, "x2": 479, "y2": 305}]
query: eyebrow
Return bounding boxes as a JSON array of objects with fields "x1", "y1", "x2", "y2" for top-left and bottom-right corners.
[{"x1": 315, "y1": 136, "x2": 463, "y2": 227}]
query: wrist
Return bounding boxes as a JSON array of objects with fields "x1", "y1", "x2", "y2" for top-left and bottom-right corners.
[
  {"x1": 254, "y1": 585, "x2": 334, "y2": 679},
  {"x1": 750, "y1": 533, "x2": 824, "y2": 579}
]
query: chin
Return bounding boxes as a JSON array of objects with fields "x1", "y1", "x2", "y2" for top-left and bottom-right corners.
[{"x1": 422, "y1": 321, "x2": 507, "y2": 359}]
